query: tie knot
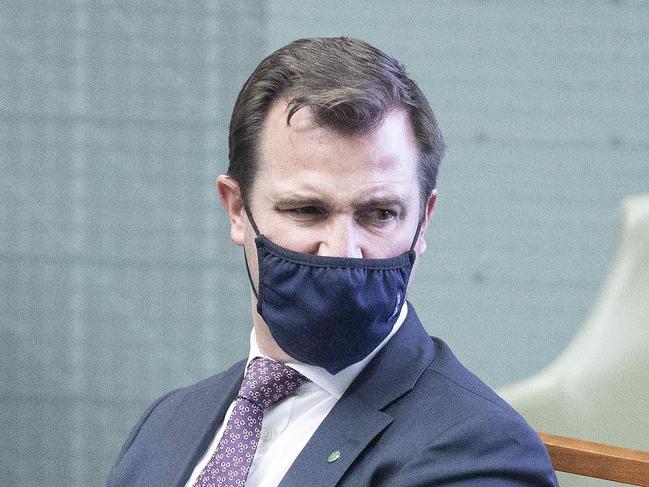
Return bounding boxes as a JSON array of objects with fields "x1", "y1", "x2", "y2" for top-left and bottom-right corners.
[{"x1": 238, "y1": 357, "x2": 308, "y2": 409}]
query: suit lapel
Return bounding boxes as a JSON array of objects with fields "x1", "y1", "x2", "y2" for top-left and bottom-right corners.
[
  {"x1": 279, "y1": 303, "x2": 436, "y2": 487},
  {"x1": 278, "y1": 393, "x2": 393, "y2": 487}
]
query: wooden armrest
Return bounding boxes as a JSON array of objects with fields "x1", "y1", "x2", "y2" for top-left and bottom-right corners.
[{"x1": 538, "y1": 432, "x2": 649, "y2": 486}]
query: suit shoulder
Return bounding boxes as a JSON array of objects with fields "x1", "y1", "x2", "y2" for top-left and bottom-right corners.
[
  {"x1": 393, "y1": 408, "x2": 558, "y2": 486},
  {"x1": 400, "y1": 337, "x2": 543, "y2": 448},
  {"x1": 107, "y1": 359, "x2": 246, "y2": 486},
  {"x1": 386, "y1": 338, "x2": 557, "y2": 484},
  {"x1": 422, "y1": 337, "x2": 514, "y2": 414}
]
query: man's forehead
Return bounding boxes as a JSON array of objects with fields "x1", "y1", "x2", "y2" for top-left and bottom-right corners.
[
  {"x1": 250, "y1": 98, "x2": 420, "y2": 212},
  {"x1": 258, "y1": 103, "x2": 417, "y2": 167}
]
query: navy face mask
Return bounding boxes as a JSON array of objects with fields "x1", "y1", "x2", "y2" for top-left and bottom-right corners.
[{"x1": 244, "y1": 207, "x2": 421, "y2": 374}]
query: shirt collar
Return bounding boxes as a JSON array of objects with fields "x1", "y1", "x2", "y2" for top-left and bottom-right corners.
[{"x1": 246, "y1": 301, "x2": 409, "y2": 400}]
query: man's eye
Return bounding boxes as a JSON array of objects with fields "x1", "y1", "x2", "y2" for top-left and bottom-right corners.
[
  {"x1": 360, "y1": 209, "x2": 397, "y2": 224},
  {"x1": 375, "y1": 209, "x2": 395, "y2": 220}
]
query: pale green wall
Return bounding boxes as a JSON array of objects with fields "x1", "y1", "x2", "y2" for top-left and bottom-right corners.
[{"x1": 1, "y1": 1, "x2": 648, "y2": 485}]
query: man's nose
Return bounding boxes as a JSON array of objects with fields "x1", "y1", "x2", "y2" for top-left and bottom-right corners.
[{"x1": 316, "y1": 215, "x2": 363, "y2": 258}]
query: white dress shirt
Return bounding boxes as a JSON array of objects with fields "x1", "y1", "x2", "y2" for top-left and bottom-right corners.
[{"x1": 185, "y1": 302, "x2": 408, "y2": 487}]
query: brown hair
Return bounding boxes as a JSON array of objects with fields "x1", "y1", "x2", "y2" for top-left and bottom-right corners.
[{"x1": 228, "y1": 37, "x2": 445, "y2": 214}]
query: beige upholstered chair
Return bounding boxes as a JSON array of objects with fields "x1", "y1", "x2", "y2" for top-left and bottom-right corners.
[{"x1": 500, "y1": 196, "x2": 649, "y2": 486}]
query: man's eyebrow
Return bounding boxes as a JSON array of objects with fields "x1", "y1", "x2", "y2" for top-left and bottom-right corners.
[
  {"x1": 353, "y1": 196, "x2": 409, "y2": 210},
  {"x1": 270, "y1": 195, "x2": 331, "y2": 207}
]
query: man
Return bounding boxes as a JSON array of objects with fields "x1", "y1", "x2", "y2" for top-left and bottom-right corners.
[{"x1": 108, "y1": 37, "x2": 558, "y2": 486}]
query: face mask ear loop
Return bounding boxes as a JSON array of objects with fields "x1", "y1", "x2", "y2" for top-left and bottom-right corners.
[
  {"x1": 243, "y1": 247, "x2": 259, "y2": 300},
  {"x1": 243, "y1": 206, "x2": 261, "y2": 299},
  {"x1": 244, "y1": 206, "x2": 261, "y2": 237},
  {"x1": 409, "y1": 217, "x2": 424, "y2": 251}
]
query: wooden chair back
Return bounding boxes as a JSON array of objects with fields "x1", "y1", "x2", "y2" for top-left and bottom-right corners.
[{"x1": 539, "y1": 432, "x2": 649, "y2": 486}]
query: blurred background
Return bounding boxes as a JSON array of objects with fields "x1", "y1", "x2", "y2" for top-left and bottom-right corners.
[{"x1": 1, "y1": 1, "x2": 648, "y2": 485}]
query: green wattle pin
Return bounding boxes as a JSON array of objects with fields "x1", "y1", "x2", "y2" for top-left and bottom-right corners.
[{"x1": 327, "y1": 450, "x2": 341, "y2": 463}]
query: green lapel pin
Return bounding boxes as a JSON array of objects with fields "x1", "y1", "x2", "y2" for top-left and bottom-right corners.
[{"x1": 327, "y1": 450, "x2": 341, "y2": 463}]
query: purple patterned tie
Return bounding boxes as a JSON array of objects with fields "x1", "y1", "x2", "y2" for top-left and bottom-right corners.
[{"x1": 193, "y1": 357, "x2": 308, "y2": 487}]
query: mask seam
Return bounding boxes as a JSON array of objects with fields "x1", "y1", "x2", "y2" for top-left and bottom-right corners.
[{"x1": 260, "y1": 247, "x2": 414, "y2": 270}]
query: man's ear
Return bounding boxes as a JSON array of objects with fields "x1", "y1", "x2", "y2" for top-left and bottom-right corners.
[
  {"x1": 415, "y1": 188, "x2": 438, "y2": 255},
  {"x1": 217, "y1": 175, "x2": 246, "y2": 246}
]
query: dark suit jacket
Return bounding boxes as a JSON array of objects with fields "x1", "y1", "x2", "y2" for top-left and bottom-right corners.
[{"x1": 108, "y1": 303, "x2": 558, "y2": 486}]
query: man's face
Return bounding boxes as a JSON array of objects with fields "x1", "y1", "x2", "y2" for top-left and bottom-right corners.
[
  {"x1": 238, "y1": 100, "x2": 433, "y2": 260},
  {"x1": 218, "y1": 99, "x2": 436, "y2": 359}
]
